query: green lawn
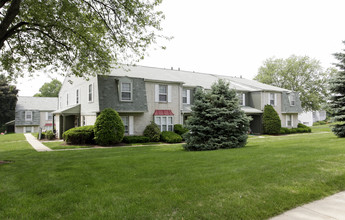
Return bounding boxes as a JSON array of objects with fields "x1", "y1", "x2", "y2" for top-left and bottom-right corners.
[{"x1": 1, "y1": 126, "x2": 345, "y2": 219}]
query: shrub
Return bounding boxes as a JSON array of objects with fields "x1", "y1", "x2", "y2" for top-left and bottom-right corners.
[
  {"x1": 94, "y1": 108, "x2": 124, "y2": 146},
  {"x1": 122, "y1": 136, "x2": 150, "y2": 144},
  {"x1": 161, "y1": 131, "x2": 183, "y2": 143},
  {"x1": 45, "y1": 130, "x2": 55, "y2": 140},
  {"x1": 174, "y1": 124, "x2": 189, "y2": 136},
  {"x1": 280, "y1": 127, "x2": 290, "y2": 134},
  {"x1": 37, "y1": 132, "x2": 45, "y2": 140},
  {"x1": 63, "y1": 125, "x2": 95, "y2": 144},
  {"x1": 262, "y1": 105, "x2": 281, "y2": 134},
  {"x1": 143, "y1": 121, "x2": 161, "y2": 142}
]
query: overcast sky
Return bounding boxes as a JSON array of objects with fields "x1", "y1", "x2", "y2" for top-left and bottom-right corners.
[{"x1": 16, "y1": 0, "x2": 345, "y2": 96}]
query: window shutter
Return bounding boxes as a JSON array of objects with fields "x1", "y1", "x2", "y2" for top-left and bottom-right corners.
[
  {"x1": 268, "y1": 93, "x2": 270, "y2": 105},
  {"x1": 129, "y1": 116, "x2": 134, "y2": 135},
  {"x1": 155, "y1": 84, "x2": 159, "y2": 102},
  {"x1": 291, "y1": 115, "x2": 293, "y2": 127},
  {"x1": 186, "y1": 89, "x2": 190, "y2": 104},
  {"x1": 168, "y1": 85, "x2": 172, "y2": 102},
  {"x1": 242, "y1": 93, "x2": 245, "y2": 106},
  {"x1": 274, "y1": 93, "x2": 277, "y2": 106}
]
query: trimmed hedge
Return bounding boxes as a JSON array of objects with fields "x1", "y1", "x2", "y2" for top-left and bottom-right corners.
[
  {"x1": 279, "y1": 123, "x2": 311, "y2": 135},
  {"x1": 45, "y1": 130, "x2": 55, "y2": 140},
  {"x1": 174, "y1": 124, "x2": 189, "y2": 136},
  {"x1": 143, "y1": 121, "x2": 161, "y2": 142},
  {"x1": 161, "y1": 131, "x2": 183, "y2": 143},
  {"x1": 122, "y1": 136, "x2": 150, "y2": 144},
  {"x1": 94, "y1": 108, "x2": 124, "y2": 146},
  {"x1": 263, "y1": 105, "x2": 281, "y2": 134},
  {"x1": 63, "y1": 125, "x2": 95, "y2": 144}
]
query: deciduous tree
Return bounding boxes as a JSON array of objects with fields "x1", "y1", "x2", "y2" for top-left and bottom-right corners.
[
  {"x1": 34, "y1": 79, "x2": 61, "y2": 97},
  {"x1": 0, "y1": 75, "x2": 18, "y2": 131},
  {"x1": 254, "y1": 55, "x2": 336, "y2": 111},
  {"x1": 0, "y1": 0, "x2": 166, "y2": 80}
]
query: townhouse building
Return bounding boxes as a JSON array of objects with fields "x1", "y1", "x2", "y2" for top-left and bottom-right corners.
[{"x1": 53, "y1": 65, "x2": 302, "y2": 138}]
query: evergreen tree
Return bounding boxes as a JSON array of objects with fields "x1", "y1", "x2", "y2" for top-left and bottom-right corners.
[
  {"x1": 329, "y1": 43, "x2": 345, "y2": 137},
  {"x1": 262, "y1": 105, "x2": 281, "y2": 134},
  {"x1": 0, "y1": 75, "x2": 18, "y2": 132},
  {"x1": 184, "y1": 80, "x2": 250, "y2": 151}
]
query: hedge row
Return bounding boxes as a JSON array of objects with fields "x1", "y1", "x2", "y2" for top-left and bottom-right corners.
[
  {"x1": 280, "y1": 123, "x2": 311, "y2": 134},
  {"x1": 62, "y1": 125, "x2": 95, "y2": 145},
  {"x1": 161, "y1": 131, "x2": 183, "y2": 143},
  {"x1": 123, "y1": 136, "x2": 150, "y2": 143}
]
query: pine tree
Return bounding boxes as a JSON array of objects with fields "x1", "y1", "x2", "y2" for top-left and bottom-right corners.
[
  {"x1": 329, "y1": 43, "x2": 345, "y2": 137},
  {"x1": 184, "y1": 80, "x2": 250, "y2": 151}
]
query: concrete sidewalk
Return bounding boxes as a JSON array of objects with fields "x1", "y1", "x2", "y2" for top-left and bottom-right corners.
[
  {"x1": 24, "y1": 133, "x2": 52, "y2": 152},
  {"x1": 271, "y1": 191, "x2": 345, "y2": 220}
]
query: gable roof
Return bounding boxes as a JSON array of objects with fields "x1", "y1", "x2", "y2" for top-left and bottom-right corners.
[
  {"x1": 107, "y1": 65, "x2": 290, "y2": 92},
  {"x1": 16, "y1": 97, "x2": 58, "y2": 111}
]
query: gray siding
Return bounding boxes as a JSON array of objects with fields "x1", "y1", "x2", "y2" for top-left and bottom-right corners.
[
  {"x1": 248, "y1": 92, "x2": 261, "y2": 109},
  {"x1": 98, "y1": 76, "x2": 148, "y2": 112},
  {"x1": 281, "y1": 92, "x2": 303, "y2": 113},
  {"x1": 15, "y1": 110, "x2": 40, "y2": 126}
]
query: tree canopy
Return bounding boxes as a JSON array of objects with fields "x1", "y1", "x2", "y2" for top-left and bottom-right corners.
[
  {"x1": 0, "y1": 0, "x2": 166, "y2": 80},
  {"x1": 184, "y1": 80, "x2": 250, "y2": 151},
  {"x1": 34, "y1": 79, "x2": 62, "y2": 97},
  {"x1": 254, "y1": 55, "x2": 337, "y2": 112},
  {"x1": 0, "y1": 74, "x2": 18, "y2": 132},
  {"x1": 329, "y1": 42, "x2": 345, "y2": 137}
]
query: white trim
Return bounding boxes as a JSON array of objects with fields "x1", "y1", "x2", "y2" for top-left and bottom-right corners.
[
  {"x1": 76, "y1": 89, "x2": 79, "y2": 104},
  {"x1": 186, "y1": 89, "x2": 190, "y2": 104},
  {"x1": 120, "y1": 82, "x2": 133, "y2": 102},
  {"x1": 168, "y1": 85, "x2": 172, "y2": 102},
  {"x1": 242, "y1": 93, "x2": 245, "y2": 106},
  {"x1": 155, "y1": 84, "x2": 159, "y2": 102},
  {"x1": 88, "y1": 83, "x2": 94, "y2": 103},
  {"x1": 129, "y1": 116, "x2": 134, "y2": 135},
  {"x1": 274, "y1": 93, "x2": 277, "y2": 106}
]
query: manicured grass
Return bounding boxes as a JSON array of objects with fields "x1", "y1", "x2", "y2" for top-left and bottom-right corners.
[
  {"x1": 43, "y1": 141, "x2": 94, "y2": 150},
  {"x1": 1, "y1": 126, "x2": 345, "y2": 219}
]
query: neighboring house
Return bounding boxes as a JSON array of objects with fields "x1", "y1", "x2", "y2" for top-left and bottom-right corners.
[
  {"x1": 53, "y1": 65, "x2": 303, "y2": 138},
  {"x1": 298, "y1": 110, "x2": 327, "y2": 126},
  {"x1": 14, "y1": 97, "x2": 58, "y2": 133}
]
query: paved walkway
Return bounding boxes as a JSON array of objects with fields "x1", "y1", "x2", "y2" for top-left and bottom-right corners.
[
  {"x1": 24, "y1": 133, "x2": 52, "y2": 152},
  {"x1": 271, "y1": 191, "x2": 345, "y2": 219}
]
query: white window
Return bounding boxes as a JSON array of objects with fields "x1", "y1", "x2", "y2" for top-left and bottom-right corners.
[
  {"x1": 121, "y1": 82, "x2": 132, "y2": 101},
  {"x1": 121, "y1": 116, "x2": 129, "y2": 134},
  {"x1": 182, "y1": 89, "x2": 191, "y2": 104},
  {"x1": 76, "y1": 89, "x2": 79, "y2": 104},
  {"x1": 155, "y1": 116, "x2": 173, "y2": 132},
  {"x1": 238, "y1": 93, "x2": 245, "y2": 106},
  {"x1": 66, "y1": 93, "x2": 69, "y2": 106},
  {"x1": 88, "y1": 84, "x2": 93, "y2": 102},
  {"x1": 46, "y1": 112, "x2": 53, "y2": 121},
  {"x1": 159, "y1": 85, "x2": 167, "y2": 102},
  {"x1": 269, "y1": 93, "x2": 275, "y2": 106},
  {"x1": 289, "y1": 93, "x2": 295, "y2": 106},
  {"x1": 25, "y1": 111, "x2": 32, "y2": 121},
  {"x1": 286, "y1": 114, "x2": 293, "y2": 127}
]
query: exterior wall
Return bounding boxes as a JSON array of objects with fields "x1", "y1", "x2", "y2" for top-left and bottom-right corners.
[
  {"x1": 132, "y1": 81, "x2": 182, "y2": 135},
  {"x1": 281, "y1": 113, "x2": 299, "y2": 128},
  {"x1": 14, "y1": 126, "x2": 39, "y2": 133},
  {"x1": 15, "y1": 110, "x2": 40, "y2": 126},
  {"x1": 97, "y1": 76, "x2": 148, "y2": 112},
  {"x1": 59, "y1": 75, "x2": 99, "y2": 115},
  {"x1": 281, "y1": 92, "x2": 303, "y2": 113},
  {"x1": 248, "y1": 92, "x2": 261, "y2": 109},
  {"x1": 39, "y1": 111, "x2": 54, "y2": 129},
  {"x1": 298, "y1": 111, "x2": 313, "y2": 126}
]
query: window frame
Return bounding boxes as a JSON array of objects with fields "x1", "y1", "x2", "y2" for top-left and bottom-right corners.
[
  {"x1": 289, "y1": 93, "x2": 295, "y2": 106},
  {"x1": 46, "y1": 112, "x2": 53, "y2": 121},
  {"x1": 182, "y1": 89, "x2": 187, "y2": 104},
  {"x1": 25, "y1": 111, "x2": 33, "y2": 121},
  {"x1": 76, "y1": 89, "x2": 79, "y2": 104},
  {"x1": 238, "y1": 93, "x2": 245, "y2": 106},
  {"x1": 154, "y1": 116, "x2": 173, "y2": 132},
  {"x1": 120, "y1": 82, "x2": 132, "y2": 102},
  {"x1": 88, "y1": 83, "x2": 93, "y2": 103},
  {"x1": 269, "y1": 93, "x2": 275, "y2": 106},
  {"x1": 121, "y1": 116, "x2": 129, "y2": 134},
  {"x1": 159, "y1": 85, "x2": 168, "y2": 102},
  {"x1": 286, "y1": 114, "x2": 292, "y2": 127}
]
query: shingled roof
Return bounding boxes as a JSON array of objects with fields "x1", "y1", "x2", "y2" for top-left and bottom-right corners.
[
  {"x1": 16, "y1": 97, "x2": 58, "y2": 111},
  {"x1": 107, "y1": 65, "x2": 290, "y2": 92}
]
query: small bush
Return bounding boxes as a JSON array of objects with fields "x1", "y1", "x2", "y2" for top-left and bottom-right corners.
[
  {"x1": 263, "y1": 105, "x2": 281, "y2": 134},
  {"x1": 122, "y1": 136, "x2": 150, "y2": 144},
  {"x1": 161, "y1": 131, "x2": 183, "y2": 143},
  {"x1": 143, "y1": 121, "x2": 161, "y2": 142},
  {"x1": 45, "y1": 130, "x2": 55, "y2": 140},
  {"x1": 37, "y1": 132, "x2": 45, "y2": 140},
  {"x1": 94, "y1": 108, "x2": 124, "y2": 146},
  {"x1": 174, "y1": 124, "x2": 189, "y2": 136},
  {"x1": 63, "y1": 125, "x2": 95, "y2": 145},
  {"x1": 280, "y1": 127, "x2": 290, "y2": 134}
]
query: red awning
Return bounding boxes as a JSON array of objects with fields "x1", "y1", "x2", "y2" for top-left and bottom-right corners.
[
  {"x1": 153, "y1": 110, "x2": 174, "y2": 116},
  {"x1": 45, "y1": 123, "x2": 53, "y2": 126}
]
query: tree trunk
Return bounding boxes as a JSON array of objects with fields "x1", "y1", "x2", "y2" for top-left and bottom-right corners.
[{"x1": 0, "y1": 0, "x2": 22, "y2": 49}]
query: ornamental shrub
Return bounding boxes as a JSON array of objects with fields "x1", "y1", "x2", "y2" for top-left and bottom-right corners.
[
  {"x1": 122, "y1": 136, "x2": 150, "y2": 144},
  {"x1": 174, "y1": 124, "x2": 189, "y2": 136},
  {"x1": 161, "y1": 131, "x2": 183, "y2": 143},
  {"x1": 143, "y1": 121, "x2": 161, "y2": 142},
  {"x1": 45, "y1": 130, "x2": 55, "y2": 140},
  {"x1": 262, "y1": 105, "x2": 281, "y2": 134},
  {"x1": 184, "y1": 79, "x2": 250, "y2": 151},
  {"x1": 94, "y1": 108, "x2": 124, "y2": 146},
  {"x1": 63, "y1": 125, "x2": 95, "y2": 144}
]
